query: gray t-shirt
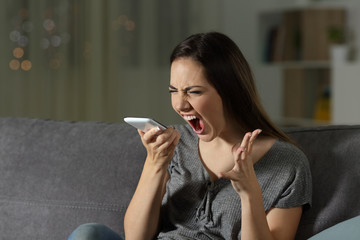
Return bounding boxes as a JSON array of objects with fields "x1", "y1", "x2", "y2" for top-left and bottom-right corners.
[{"x1": 158, "y1": 125, "x2": 312, "y2": 240}]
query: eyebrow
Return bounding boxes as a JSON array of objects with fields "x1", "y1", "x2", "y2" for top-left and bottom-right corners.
[{"x1": 169, "y1": 85, "x2": 203, "y2": 91}]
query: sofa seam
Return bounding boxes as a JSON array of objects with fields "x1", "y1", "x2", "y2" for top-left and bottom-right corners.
[
  {"x1": 0, "y1": 198, "x2": 126, "y2": 212},
  {"x1": 285, "y1": 126, "x2": 360, "y2": 134}
]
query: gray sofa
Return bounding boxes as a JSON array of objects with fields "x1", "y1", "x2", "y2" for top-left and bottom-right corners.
[{"x1": 0, "y1": 117, "x2": 359, "y2": 240}]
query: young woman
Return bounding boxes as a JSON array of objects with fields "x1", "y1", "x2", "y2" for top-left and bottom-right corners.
[{"x1": 69, "y1": 32, "x2": 312, "y2": 240}]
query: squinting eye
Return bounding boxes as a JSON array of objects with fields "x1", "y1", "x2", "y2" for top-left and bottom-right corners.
[
  {"x1": 169, "y1": 90, "x2": 177, "y2": 94},
  {"x1": 189, "y1": 91, "x2": 201, "y2": 94}
]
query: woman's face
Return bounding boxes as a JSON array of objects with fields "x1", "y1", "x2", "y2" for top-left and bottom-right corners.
[{"x1": 170, "y1": 58, "x2": 229, "y2": 142}]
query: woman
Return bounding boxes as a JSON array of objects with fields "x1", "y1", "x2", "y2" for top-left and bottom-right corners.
[{"x1": 69, "y1": 32, "x2": 312, "y2": 240}]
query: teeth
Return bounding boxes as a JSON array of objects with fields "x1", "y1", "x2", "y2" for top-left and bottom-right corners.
[{"x1": 183, "y1": 115, "x2": 197, "y2": 121}]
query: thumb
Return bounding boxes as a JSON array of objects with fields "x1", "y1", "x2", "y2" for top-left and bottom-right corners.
[{"x1": 138, "y1": 129, "x2": 145, "y2": 136}]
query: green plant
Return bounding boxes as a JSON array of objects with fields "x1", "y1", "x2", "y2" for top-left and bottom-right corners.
[{"x1": 328, "y1": 27, "x2": 345, "y2": 44}]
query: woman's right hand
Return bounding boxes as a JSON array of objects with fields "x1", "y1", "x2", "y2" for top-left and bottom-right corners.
[
  {"x1": 138, "y1": 126, "x2": 180, "y2": 168},
  {"x1": 125, "y1": 126, "x2": 180, "y2": 239}
]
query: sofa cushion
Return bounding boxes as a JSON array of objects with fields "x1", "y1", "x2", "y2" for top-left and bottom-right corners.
[
  {"x1": 308, "y1": 215, "x2": 360, "y2": 240},
  {"x1": 0, "y1": 117, "x2": 146, "y2": 239},
  {"x1": 286, "y1": 126, "x2": 360, "y2": 239}
]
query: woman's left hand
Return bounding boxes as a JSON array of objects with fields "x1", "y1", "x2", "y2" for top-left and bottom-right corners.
[{"x1": 218, "y1": 129, "x2": 262, "y2": 195}]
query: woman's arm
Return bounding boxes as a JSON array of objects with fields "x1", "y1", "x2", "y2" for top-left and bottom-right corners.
[
  {"x1": 219, "y1": 130, "x2": 303, "y2": 240},
  {"x1": 124, "y1": 127, "x2": 180, "y2": 240},
  {"x1": 239, "y1": 184, "x2": 302, "y2": 240},
  {"x1": 266, "y1": 206, "x2": 303, "y2": 239}
]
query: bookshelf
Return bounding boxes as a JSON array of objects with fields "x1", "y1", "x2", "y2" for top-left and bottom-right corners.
[{"x1": 259, "y1": 6, "x2": 348, "y2": 126}]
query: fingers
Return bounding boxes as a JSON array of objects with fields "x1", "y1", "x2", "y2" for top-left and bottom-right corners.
[
  {"x1": 164, "y1": 132, "x2": 180, "y2": 158},
  {"x1": 247, "y1": 129, "x2": 262, "y2": 153},
  {"x1": 156, "y1": 128, "x2": 179, "y2": 153},
  {"x1": 140, "y1": 126, "x2": 180, "y2": 154},
  {"x1": 230, "y1": 129, "x2": 262, "y2": 171},
  {"x1": 140, "y1": 127, "x2": 163, "y2": 143},
  {"x1": 233, "y1": 129, "x2": 262, "y2": 155},
  {"x1": 219, "y1": 129, "x2": 263, "y2": 194},
  {"x1": 231, "y1": 132, "x2": 250, "y2": 165}
]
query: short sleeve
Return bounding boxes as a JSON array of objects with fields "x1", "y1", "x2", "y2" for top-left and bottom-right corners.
[
  {"x1": 256, "y1": 141, "x2": 312, "y2": 211},
  {"x1": 274, "y1": 151, "x2": 312, "y2": 209}
]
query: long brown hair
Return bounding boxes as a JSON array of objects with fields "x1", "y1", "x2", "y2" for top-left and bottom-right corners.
[{"x1": 170, "y1": 32, "x2": 295, "y2": 144}]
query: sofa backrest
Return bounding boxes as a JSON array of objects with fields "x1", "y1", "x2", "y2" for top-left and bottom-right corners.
[{"x1": 286, "y1": 125, "x2": 360, "y2": 239}]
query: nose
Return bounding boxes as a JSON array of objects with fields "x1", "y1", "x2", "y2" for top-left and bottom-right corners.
[{"x1": 172, "y1": 93, "x2": 191, "y2": 112}]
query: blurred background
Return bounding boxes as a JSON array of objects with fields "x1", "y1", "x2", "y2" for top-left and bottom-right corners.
[{"x1": 1, "y1": 0, "x2": 360, "y2": 126}]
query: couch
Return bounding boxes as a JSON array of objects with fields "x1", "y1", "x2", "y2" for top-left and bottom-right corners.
[{"x1": 0, "y1": 117, "x2": 359, "y2": 239}]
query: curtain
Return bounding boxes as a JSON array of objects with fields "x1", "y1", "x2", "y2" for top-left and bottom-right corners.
[{"x1": 0, "y1": 0, "x2": 221, "y2": 123}]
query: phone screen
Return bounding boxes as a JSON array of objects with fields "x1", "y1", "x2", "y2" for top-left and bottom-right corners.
[{"x1": 124, "y1": 117, "x2": 167, "y2": 132}]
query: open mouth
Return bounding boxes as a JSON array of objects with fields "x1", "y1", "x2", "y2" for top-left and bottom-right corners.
[{"x1": 183, "y1": 115, "x2": 204, "y2": 134}]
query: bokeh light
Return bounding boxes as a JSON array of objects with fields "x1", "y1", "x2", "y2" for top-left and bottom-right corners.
[
  {"x1": 13, "y1": 47, "x2": 24, "y2": 58},
  {"x1": 125, "y1": 20, "x2": 135, "y2": 31},
  {"x1": 118, "y1": 15, "x2": 128, "y2": 24},
  {"x1": 112, "y1": 15, "x2": 136, "y2": 31},
  {"x1": 18, "y1": 8, "x2": 29, "y2": 19},
  {"x1": 41, "y1": 38, "x2": 50, "y2": 49},
  {"x1": 51, "y1": 35, "x2": 61, "y2": 47},
  {"x1": 9, "y1": 59, "x2": 20, "y2": 70},
  {"x1": 43, "y1": 19, "x2": 56, "y2": 32},
  {"x1": 9, "y1": 6, "x2": 71, "y2": 71},
  {"x1": 9, "y1": 30, "x2": 21, "y2": 42},
  {"x1": 18, "y1": 35, "x2": 29, "y2": 47},
  {"x1": 21, "y1": 60, "x2": 32, "y2": 71}
]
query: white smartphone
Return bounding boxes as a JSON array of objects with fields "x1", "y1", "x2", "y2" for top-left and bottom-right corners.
[{"x1": 124, "y1": 117, "x2": 167, "y2": 132}]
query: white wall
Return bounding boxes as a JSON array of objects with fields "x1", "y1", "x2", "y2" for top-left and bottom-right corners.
[{"x1": 221, "y1": 0, "x2": 284, "y2": 121}]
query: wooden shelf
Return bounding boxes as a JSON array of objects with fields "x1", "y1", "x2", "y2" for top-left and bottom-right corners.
[{"x1": 258, "y1": 6, "x2": 347, "y2": 127}]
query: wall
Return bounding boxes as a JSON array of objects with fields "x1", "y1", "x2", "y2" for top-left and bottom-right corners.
[
  {"x1": 1, "y1": 0, "x2": 359, "y2": 124},
  {"x1": 0, "y1": 0, "x2": 222, "y2": 124},
  {"x1": 221, "y1": 0, "x2": 283, "y2": 121}
]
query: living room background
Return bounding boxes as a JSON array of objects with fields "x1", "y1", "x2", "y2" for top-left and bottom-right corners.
[{"x1": 1, "y1": 0, "x2": 359, "y2": 125}]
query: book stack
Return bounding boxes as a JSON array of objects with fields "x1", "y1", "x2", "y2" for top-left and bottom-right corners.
[{"x1": 264, "y1": 8, "x2": 346, "y2": 62}]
